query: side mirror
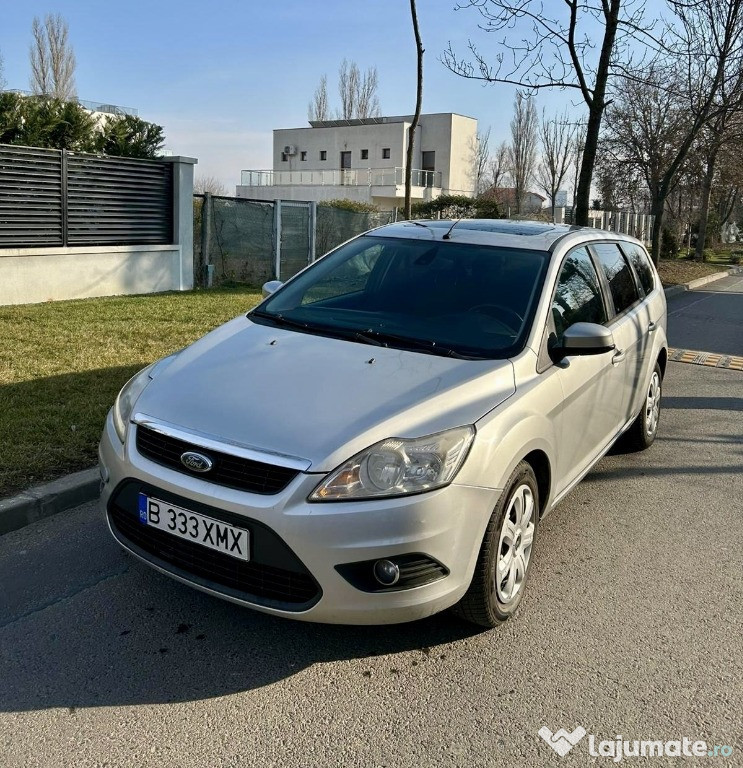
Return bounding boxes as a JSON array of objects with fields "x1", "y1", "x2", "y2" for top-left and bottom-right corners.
[
  {"x1": 550, "y1": 322, "x2": 615, "y2": 362},
  {"x1": 262, "y1": 280, "x2": 283, "y2": 298}
]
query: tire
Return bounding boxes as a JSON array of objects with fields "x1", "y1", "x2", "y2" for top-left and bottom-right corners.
[
  {"x1": 453, "y1": 461, "x2": 539, "y2": 628},
  {"x1": 619, "y1": 361, "x2": 662, "y2": 452}
]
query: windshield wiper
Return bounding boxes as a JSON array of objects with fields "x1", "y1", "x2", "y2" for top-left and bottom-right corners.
[
  {"x1": 250, "y1": 310, "x2": 385, "y2": 346},
  {"x1": 355, "y1": 329, "x2": 478, "y2": 359},
  {"x1": 250, "y1": 310, "x2": 318, "y2": 332}
]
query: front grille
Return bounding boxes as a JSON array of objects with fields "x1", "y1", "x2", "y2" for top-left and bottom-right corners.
[
  {"x1": 108, "y1": 482, "x2": 320, "y2": 610},
  {"x1": 136, "y1": 425, "x2": 299, "y2": 494}
]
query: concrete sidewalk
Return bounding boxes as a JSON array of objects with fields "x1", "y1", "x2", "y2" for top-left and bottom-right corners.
[{"x1": 1, "y1": 265, "x2": 741, "y2": 537}]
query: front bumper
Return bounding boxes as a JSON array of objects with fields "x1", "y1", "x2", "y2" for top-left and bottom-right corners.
[{"x1": 99, "y1": 412, "x2": 500, "y2": 624}]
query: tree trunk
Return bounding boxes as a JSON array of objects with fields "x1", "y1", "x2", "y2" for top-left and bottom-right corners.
[
  {"x1": 573, "y1": 0, "x2": 620, "y2": 226},
  {"x1": 574, "y1": 105, "x2": 603, "y2": 225},
  {"x1": 404, "y1": 0, "x2": 424, "y2": 220},
  {"x1": 650, "y1": 196, "x2": 665, "y2": 266},
  {"x1": 694, "y1": 145, "x2": 719, "y2": 262}
]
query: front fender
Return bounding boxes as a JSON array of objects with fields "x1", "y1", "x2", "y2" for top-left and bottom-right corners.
[{"x1": 456, "y1": 370, "x2": 561, "y2": 511}]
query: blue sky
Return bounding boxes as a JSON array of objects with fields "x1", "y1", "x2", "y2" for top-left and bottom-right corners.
[{"x1": 1, "y1": 0, "x2": 667, "y2": 191}]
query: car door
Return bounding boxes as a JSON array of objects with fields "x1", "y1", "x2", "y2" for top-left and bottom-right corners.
[
  {"x1": 589, "y1": 242, "x2": 649, "y2": 427},
  {"x1": 619, "y1": 241, "x2": 663, "y2": 419},
  {"x1": 548, "y1": 247, "x2": 626, "y2": 494}
]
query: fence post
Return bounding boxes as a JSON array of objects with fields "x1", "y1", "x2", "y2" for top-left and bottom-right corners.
[
  {"x1": 274, "y1": 199, "x2": 282, "y2": 280},
  {"x1": 61, "y1": 149, "x2": 68, "y2": 247},
  {"x1": 309, "y1": 201, "x2": 317, "y2": 263},
  {"x1": 201, "y1": 192, "x2": 212, "y2": 286}
]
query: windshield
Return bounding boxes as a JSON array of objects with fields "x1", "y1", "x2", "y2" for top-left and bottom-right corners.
[{"x1": 252, "y1": 235, "x2": 549, "y2": 359}]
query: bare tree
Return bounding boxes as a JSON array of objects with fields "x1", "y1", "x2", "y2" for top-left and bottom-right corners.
[
  {"x1": 404, "y1": 0, "x2": 424, "y2": 219},
  {"x1": 329, "y1": 60, "x2": 381, "y2": 120},
  {"x1": 601, "y1": 65, "x2": 687, "y2": 237},
  {"x1": 337, "y1": 59, "x2": 359, "y2": 120},
  {"x1": 194, "y1": 175, "x2": 228, "y2": 196},
  {"x1": 357, "y1": 67, "x2": 381, "y2": 119},
  {"x1": 30, "y1": 18, "x2": 52, "y2": 96},
  {"x1": 537, "y1": 110, "x2": 576, "y2": 222},
  {"x1": 508, "y1": 93, "x2": 538, "y2": 214},
  {"x1": 442, "y1": 0, "x2": 655, "y2": 227},
  {"x1": 713, "y1": 136, "x2": 743, "y2": 234},
  {"x1": 488, "y1": 140, "x2": 510, "y2": 190},
  {"x1": 30, "y1": 14, "x2": 77, "y2": 100},
  {"x1": 645, "y1": 0, "x2": 743, "y2": 262},
  {"x1": 308, "y1": 75, "x2": 329, "y2": 122},
  {"x1": 570, "y1": 121, "x2": 587, "y2": 211},
  {"x1": 693, "y1": 111, "x2": 743, "y2": 259},
  {"x1": 471, "y1": 126, "x2": 491, "y2": 195}
]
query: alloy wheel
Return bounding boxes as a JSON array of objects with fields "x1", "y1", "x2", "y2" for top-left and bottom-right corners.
[
  {"x1": 495, "y1": 483, "x2": 535, "y2": 604},
  {"x1": 645, "y1": 372, "x2": 661, "y2": 437}
]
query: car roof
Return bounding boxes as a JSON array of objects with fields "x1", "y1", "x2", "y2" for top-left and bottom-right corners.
[{"x1": 368, "y1": 219, "x2": 644, "y2": 253}]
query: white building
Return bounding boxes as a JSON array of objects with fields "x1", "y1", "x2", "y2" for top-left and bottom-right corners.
[{"x1": 237, "y1": 113, "x2": 478, "y2": 209}]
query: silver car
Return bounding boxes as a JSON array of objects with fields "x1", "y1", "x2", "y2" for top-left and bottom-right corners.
[{"x1": 99, "y1": 220, "x2": 667, "y2": 627}]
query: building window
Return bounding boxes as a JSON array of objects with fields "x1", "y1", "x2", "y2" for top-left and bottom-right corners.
[
  {"x1": 281, "y1": 152, "x2": 288, "y2": 162},
  {"x1": 320, "y1": 150, "x2": 327, "y2": 161},
  {"x1": 361, "y1": 149, "x2": 369, "y2": 160},
  {"x1": 382, "y1": 148, "x2": 390, "y2": 159},
  {"x1": 300, "y1": 151, "x2": 307, "y2": 161}
]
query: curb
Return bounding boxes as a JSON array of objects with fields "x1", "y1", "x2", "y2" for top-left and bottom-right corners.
[
  {"x1": 0, "y1": 467, "x2": 100, "y2": 536},
  {"x1": 663, "y1": 266, "x2": 742, "y2": 299}
]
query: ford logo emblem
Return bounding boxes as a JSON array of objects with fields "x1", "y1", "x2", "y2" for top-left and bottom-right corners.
[{"x1": 180, "y1": 451, "x2": 213, "y2": 473}]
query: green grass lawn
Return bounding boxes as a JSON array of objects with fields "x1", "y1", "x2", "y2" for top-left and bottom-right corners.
[{"x1": 0, "y1": 286, "x2": 262, "y2": 497}]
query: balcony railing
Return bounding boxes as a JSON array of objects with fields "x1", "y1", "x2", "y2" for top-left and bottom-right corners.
[{"x1": 240, "y1": 167, "x2": 442, "y2": 189}]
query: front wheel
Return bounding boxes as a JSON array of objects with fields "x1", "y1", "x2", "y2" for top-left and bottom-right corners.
[
  {"x1": 453, "y1": 461, "x2": 539, "y2": 628},
  {"x1": 619, "y1": 362, "x2": 662, "y2": 452}
]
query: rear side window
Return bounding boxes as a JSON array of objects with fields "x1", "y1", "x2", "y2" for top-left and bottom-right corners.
[
  {"x1": 592, "y1": 243, "x2": 640, "y2": 316},
  {"x1": 552, "y1": 247, "x2": 607, "y2": 338},
  {"x1": 622, "y1": 243, "x2": 655, "y2": 295}
]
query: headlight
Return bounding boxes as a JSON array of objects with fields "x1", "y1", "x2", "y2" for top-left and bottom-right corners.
[
  {"x1": 310, "y1": 426, "x2": 475, "y2": 501},
  {"x1": 112, "y1": 364, "x2": 156, "y2": 443}
]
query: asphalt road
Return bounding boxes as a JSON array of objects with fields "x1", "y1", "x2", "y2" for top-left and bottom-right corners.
[
  {"x1": 667, "y1": 272, "x2": 743, "y2": 356},
  {"x1": 1, "y1": 360, "x2": 741, "y2": 768}
]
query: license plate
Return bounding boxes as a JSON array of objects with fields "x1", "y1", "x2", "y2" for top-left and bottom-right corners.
[{"x1": 138, "y1": 494, "x2": 250, "y2": 562}]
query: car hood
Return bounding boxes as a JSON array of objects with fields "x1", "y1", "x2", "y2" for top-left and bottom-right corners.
[{"x1": 134, "y1": 316, "x2": 515, "y2": 472}]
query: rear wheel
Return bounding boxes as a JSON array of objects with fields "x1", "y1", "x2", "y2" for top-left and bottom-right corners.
[
  {"x1": 454, "y1": 461, "x2": 539, "y2": 628},
  {"x1": 619, "y1": 362, "x2": 662, "y2": 452}
]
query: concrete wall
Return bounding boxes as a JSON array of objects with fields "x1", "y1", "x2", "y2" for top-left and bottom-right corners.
[
  {"x1": 0, "y1": 156, "x2": 196, "y2": 306},
  {"x1": 274, "y1": 122, "x2": 408, "y2": 174}
]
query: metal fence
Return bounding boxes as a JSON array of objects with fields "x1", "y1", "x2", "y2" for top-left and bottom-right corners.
[
  {"x1": 0, "y1": 144, "x2": 173, "y2": 248},
  {"x1": 556, "y1": 206, "x2": 654, "y2": 243},
  {"x1": 194, "y1": 195, "x2": 394, "y2": 286}
]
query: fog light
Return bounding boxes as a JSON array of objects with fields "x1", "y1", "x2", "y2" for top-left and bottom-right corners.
[{"x1": 373, "y1": 559, "x2": 400, "y2": 586}]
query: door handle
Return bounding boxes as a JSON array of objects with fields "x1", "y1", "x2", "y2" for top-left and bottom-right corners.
[
  {"x1": 612, "y1": 349, "x2": 626, "y2": 365},
  {"x1": 648, "y1": 322, "x2": 657, "y2": 333}
]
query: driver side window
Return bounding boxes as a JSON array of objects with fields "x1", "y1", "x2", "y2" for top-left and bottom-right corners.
[{"x1": 552, "y1": 248, "x2": 607, "y2": 339}]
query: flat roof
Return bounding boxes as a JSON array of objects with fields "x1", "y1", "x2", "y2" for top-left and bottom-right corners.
[{"x1": 295, "y1": 112, "x2": 476, "y2": 129}]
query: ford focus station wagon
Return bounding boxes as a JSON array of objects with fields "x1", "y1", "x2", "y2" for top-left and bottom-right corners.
[{"x1": 100, "y1": 220, "x2": 667, "y2": 627}]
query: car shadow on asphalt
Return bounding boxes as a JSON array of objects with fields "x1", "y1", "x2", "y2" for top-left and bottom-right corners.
[{"x1": 0, "y1": 546, "x2": 486, "y2": 712}]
